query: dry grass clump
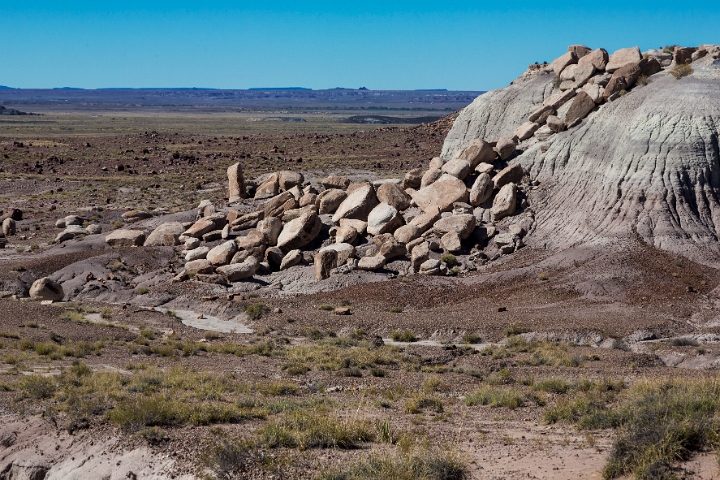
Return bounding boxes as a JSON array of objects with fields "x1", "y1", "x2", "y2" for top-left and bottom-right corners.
[
  {"x1": 257, "y1": 411, "x2": 374, "y2": 450},
  {"x1": 390, "y1": 329, "x2": 417, "y2": 342},
  {"x1": 320, "y1": 447, "x2": 468, "y2": 480},
  {"x1": 669, "y1": 63, "x2": 693, "y2": 79},
  {"x1": 464, "y1": 386, "x2": 526, "y2": 410}
]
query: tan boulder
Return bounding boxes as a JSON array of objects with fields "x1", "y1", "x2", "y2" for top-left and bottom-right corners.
[
  {"x1": 563, "y1": 91, "x2": 596, "y2": 125},
  {"x1": 29, "y1": 277, "x2": 64, "y2": 301},
  {"x1": 440, "y1": 231, "x2": 462, "y2": 253},
  {"x1": 546, "y1": 115, "x2": 567, "y2": 133},
  {"x1": 638, "y1": 57, "x2": 662, "y2": 76},
  {"x1": 331, "y1": 183, "x2": 378, "y2": 222},
  {"x1": 367, "y1": 203, "x2": 404, "y2": 236},
  {"x1": 321, "y1": 175, "x2": 351, "y2": 190},
  {"x1": 542, "y1": 89, "x2": 576, "y2": 109},
  {"x1": 262, "y1": 191, "x2": 298, "y2": 218},
  {"x1": 299, "y1": 193, "x2": 318, "y2": 208},
  {"x1": 410, "y1": 242, "x2": 430, "y2": 272},
  {"x1": 452, "y1": 139, "x2": 497, "y2": 167},
  {"x1": 105, "y1": 229, "x2": 146, "y2": 247},
  {"x1": 573, "y1": 63, "x2": 596, "y2": 85},
  {"x1": 568, "y1": 45, "x2": 592, "y2": 58},
  {"x1": 314, "y1": 249, "x2": 337, "y2": 280},
  {"x1": 469, "y1": 173, "x2": 493, "y2": 206},
  {"x1": 236, "y1": 229, "x2": 267, "y2": 250},
  {"x1": 433, "y1": 214, "x2": 476, "y2": 240},
  {"x1": 514, "y1": 122, "x2": 540, "y2": 142},
  {"x1": 185, "y1": 259, "x2": 215, "y2": 274},
  {"x1": 491, "y1": 183, "x2": 518, "y2": 220},
  {"x1": 403, "y1": 168, "x2": 424, "y2": 189},
  {"x1": 420, "y1": 168, "x2": 443, "y2": 188},
  {"x1": 277, "y1": 211, "x2": 323, "y2": 251},
  {"x1": 254, "y1": 173, "x2": 279, "y2": 199},
  {"x1": 335, "y1": 224, "x2": 358, "y2": 244},
  {"x1": 376, "y1": 182, "x2": 412, "y2": 211},
  {"x1": 227, "y1": 163, "x2": 247, "y2": 202},
  {"x1": 393, "y1": 224, "x2": 421, "y2": 244},
  {"x1": 560, "y1": 64, "x2": 578, "y2": 81},
  {"x1": 581, "y1": 83, "x2": 604, "y2": 103},
  {"x1": 674, "y1": 46, "x2": 697, "y2": 65},
  {"x1": 339, "y1": 218, "x2": 368, "y2": 235},
  {"x1": 317, "y1": 189, "x2": 348, "y2": 214},
  {"x1": 494, "y1": 137, "x2": 517, "y2": 160},
  {"x1": 231, "y1": 211, "x2": 263, "y2": 230},
  {"x1": 122, "y1": 210, "x2": 152, "y2": 223},
  {"x1": 278, "y1": 171, "x2": 304, "y2": 191},
  {"x1": 475, "y1": 162, "x2": 494, "y2": 175},
  {"x1": 144, "y1": 222, "x2": 184, "y2": 247},
  {"x1": 550, "y1": 51, "x2": 578, "y2": 75},
  {"x1": 320, "y1": 243, "x2": 355, "y2": 265},
  {"x1": 2, "y1": 218, "x2": 16, "y2": 237},
  {"x1": 428, "y1": 156, "x2": 444, "y2": 170},
  {"x1": 492, "y1": 164, "x2": 524, "y2": 189},
  {"x1": 217, "y1": 257, "x2": 259, "y2": 282},
  {"x1": 279, "y1": 249, "x2": 302, "y2": 270},
  {"x1": 528, "y1": 104, "x2": 555, "y2": 124},
  {"x1": 412, "y1": 174, "x2": 469, "y2": 213},
  {"x1": 606, "y1": 46, "x2": 642, "y2": 73},
  {"x1": 441, "y1": 158, "x2": 471, "y2": 180},
  {"x1": 257, "y1": 217, "x2": 283, "y2": 245},
  {"x1": 604, "y1": 62, "x2": 641, "y2": 100},
  {"x1": 409, "y1": 206, "x2": 441, "y2": 231},
  {"x1": 578, "y1": 48, "x2": 609, "y2": 71},
  {"x1": 207, "y1": 241, "x2": 238, "y2": 266},
  {"x1": 357, "y1": 255, "x2": 385, "y2": 271}
]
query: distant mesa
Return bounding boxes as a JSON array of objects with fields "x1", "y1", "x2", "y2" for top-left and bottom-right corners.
[
  {"x1": 0, "y1": 105, "x2": 32, "y2": 116},
  {"x1": 248, "y1": 87, "x2": 312, "y2": 91},
  {"x1": 343, "y1": 115, "x2": 444, "y2": 125}
]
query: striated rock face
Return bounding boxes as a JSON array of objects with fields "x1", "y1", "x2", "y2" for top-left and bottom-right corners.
[{"x1": 441, "y1": 55, "x2": 720, "y2": 264}]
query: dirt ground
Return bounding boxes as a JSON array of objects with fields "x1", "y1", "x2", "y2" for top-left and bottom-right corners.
[{"x1": 2, "y1": 110, "x2": 720, "y2": 479}]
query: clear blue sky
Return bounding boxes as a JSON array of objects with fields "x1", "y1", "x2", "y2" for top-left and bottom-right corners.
[{"x1": 1, "y1": 1, "x2": 718, "y2": 91}]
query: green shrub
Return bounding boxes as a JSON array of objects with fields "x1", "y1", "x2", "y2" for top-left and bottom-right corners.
[
  {"x1": 390, "y1": 330, "x2": 417, "y2": 343},
  {"x1": 19, "y1": 375, "x2": 57, "y2": 399},
  {"x1": 318, "y1": 304, "x2": 335, "y2": 311},
  {"x1": 137, "y1": 287, "x2": 149, "y2": 295},
  {"x1": 389, "y1": 307, "x2": 403, "y2": 313},
  {"x1": 245, "y1": 302, "x2": 271, "y2": 320},
  {"x1": 504, "y1": 325, "x2": 528, "y2": 337},
  {"x1": 440, "y1": 254, "x2": 457, "y2": 266},
  {"x1": 462, "y1": 333, "x2": 481, "y2": 344}
]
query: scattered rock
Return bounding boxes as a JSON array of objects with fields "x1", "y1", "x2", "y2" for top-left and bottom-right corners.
[
  {"x1": 376, "y1": 182, "x2": 412, "y2": 211},
  {"x1": 217, "y1": 257, "x2": 259, "y2": 281},
  {"x1": 121, "y1": 210, "x2": 152, "y2": 223},
  {"x1": 419, "y1": 259, "x2": 442, "y2": 275},
  {"x1": 546, "y1": 115, "x2": 566, "y2": 133},
  {"x1": 144, "y1": 222, "x2": 184, "y2": 247},
  {"x1": 314, "y1": 249, "x2": 337, "y2": 280},
  {"x1": 578, "y1": 48, "x2": 609, "y2": 71},
  {"x1": 29, "y1": 277, "x2": 64, "y2": 301},
  {"x1": 321, "y1": 175, "x2": 351, "y2": 190},
  {"x1": 403, "y1": 168, "x2": 424, "y2": 189},
  {"x1": 280, "y1": 249, "x2": 303, "y2": 270},
  {"x1": 413, "y1": 174, "x2": 469, "y2": 213},
  {"x1": 550, "y1": 51, "x2": 578, "y2": 75},
  {"x1": 277, "y1": 211, "x2": 323, "y2": 251},
  {"x1": 105, "y1": 229, "x2": 146, "y2": 247},
  {"x1": 605, "y1": 46, "x2": 642, "y2": 73},
  {"x1": 257, "y1": 217, "x2": 283, "y2": 245},
  {"x1": 452, "y1": 139, "x2": 497, "y2": 167},
  {"x1": 563, "y1": 90, "x2": 596, "y2": 125},
  {"x1": 86, "y1": 224, "x2": 102, "y2": 235},
  {"x1": 367, "y1": 203, "x2": 404, "y2": 235},
  {"x1": 278, "y1": 170, "x2": 304, "y2": 191},
  {"x1": 492, "y1": 164, "x2": 524, "y2": 189},
  {"x1": 604, "y1": 62, "x2": 641, "y2": 99},
  {"x1": 433, "y1": 214, "x2": 476, "y2": 240},
  {"x1": 513, "y1": 122, "x2": 540, "y2": 141},
  {"x1": 491, "y1": 183, "x2": 518, "y2": 220},
  {"x1": 185, "y1": 246, "x2": 210, "y2": 262},
  {"x1": 335, "y1": 224, "x2": 358, "y2": 244},
  {"x1": 440, "y1": 231, "x2": 462, "y2": 253},
  {"x1": 332, "y1": 183, "x2": 378, "y2": 222},
  {"x1": 227, "y1": 162, "x2": 247, "y2": 202},
  {"x1": 420, "y1": 168, "x2": 443, "y2": 188},
  {"x1": 185, "y1": 259, "x2": 215, "y2": 274},
  {"x1": 207, "y1": 241, "x2": 238, "y2": 266},
  {"x1": 394, "y1": 224, "x2": 421, "y2": 244},
  {"x1": 441, "y1": 158, "x2": 471, "y2": 180},
  {"x1": 494, "y1": 137, "x2": 517, "y2": 160},
  {"x1": 2, "y1": 218, "x2": 16, "y2": 237}
]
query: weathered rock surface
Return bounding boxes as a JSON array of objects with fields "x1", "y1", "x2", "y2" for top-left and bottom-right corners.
[
  {"x1": 227, "y1": 162, "x2": 247, "y2": 202},
  {"x1": 494, "y1": 137, "x2": 517, "y2": 160},
  {"x1": 604, "y1": 62, "x2": 641, "y2": 99},
  {"x1": 605, "y1": 46, "x2": 642, "y2": 73},
  {"x1": 218, "y1": 257, "x2": 259, "y2": 281},
  {"x1": 105, "y1": 229, "x2": 146, "y2": 247},
  {"x1": 452, "y1": 138, "x2": 496, "y2": 167},
  {"x1": 470, "y1": 173, "x2": 493, "y2": 206},
  {"x1": 376, "y1": 182, "x2": 412, "y2": 211},
  {"x1": 144, "y1": 222, "x2": 185, "y2": 247},
  {"x1": 277, "y1": 211, "x2": 323, "y2": 251},
  {"x1": 441, "y1": 158, "x2": 471, "y2": 180},
  {"x1": 367, "y1": 203, "x2": 404, "y2": 235},
  {"x1": 332, "y1": 183, "x2": 378, "y2": 222},
  {"x1": 550, "y1": 51, "x2": 578, "y2": 75},
  {"x1": 207, "y1": 241, "x2": 238, "y2": 266},
  {"x1": 563, "y1": 90, "x2": 596, "y2": 124},
  {"x1": 578, "y1": 48, "x2": 609, "y2": 71},
  {"x1": 491, "y1": 183, "x2": 517, "y2": 220},
  {"x1": 2, "y1": 218, "x2": 16, "y2": 236},
  {"x1": 493, "y1": 164, "x2": 524, "y2": 189},
  {"x1": 412, "y1": 175, "x2": 469, "y2": 213},
  {"x1": 434, "y1": 214, "x2": 476, "y2": 240},
  {"x1": 29, "y1": 278, "x2": 64, "y2": 301}
]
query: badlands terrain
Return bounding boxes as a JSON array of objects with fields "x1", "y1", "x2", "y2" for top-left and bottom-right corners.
[{"x1": 2, "y1": 44, "x2": 720, "y2": 479}]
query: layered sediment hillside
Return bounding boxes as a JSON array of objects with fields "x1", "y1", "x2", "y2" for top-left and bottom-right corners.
[{"x1": 443, "y1": 44, "x2": 720, "y2": 264}]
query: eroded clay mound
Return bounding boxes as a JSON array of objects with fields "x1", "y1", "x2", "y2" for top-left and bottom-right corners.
[{"x1": 442, "y1": 52, "x2": 720, "y2": 264}]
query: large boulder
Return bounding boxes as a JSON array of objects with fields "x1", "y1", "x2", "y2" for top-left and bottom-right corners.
[
  {"x1": 263, "y1": 191, "x2": 298, "y2": 218},
  {"x1": 546, "y1": 115, "x2": 567, "y2": 133},
  {"x1": 331, "y1": 183, "x2": 378, "y2": 222},
  {"x1": 470, "y1": 173, "x2": 493, "y2": 206},
  {"x1": 185, "y1": 246, "x2": 210, "y2": 262},
  {"x1": 492, "y1": 164, "x2": 524, "y2": 189},
  {"x1": 528, "y1": 105, "x2": 555, "y2": 124},
  {"x1": 673, "y1": 46, "x2": 697, "y2": 65},
  {"x1": 543, "y1": 89, "x2": 576, "y2": 110},
  {"x1": 279, "y1": 249, "x2": 302, "y2": 270},
  {"x1": 122, "y1": 210, "x2": 152, "y2": 223},
  {"x1": 277, "y1": 211, "x2": 323, "y2": 251},
  {"x1": 513, "y1": 122, "x2": 540, "y2": 141},
  {"x1": 185, "y1": 259, "x2": 215, "y2": 274},
  {"x1": 409, "y1": 206, "x2": 441, "y2": 231},
  {"x1": 491, "y1": 183, "x2": 517, "y2": 220},
  {"x1": 2, "y1": 218, "x2": 16, "y2": 237},
  {"x1": 494, "y1": 137, "x2": 517, "y2": 160},
  {"x1": 236, "y1": 230, "x2": 267, "y2": 250},
  {"x1": 278, "y1": 171, "x2": 304, "y2": 191},
  {"x1": 144, "y1": 222, "x2": 185, "y2": 247},
  {"x1": 605, "y1": 46, "x2": 642, "y2": 73},
  {"x1": 207, "y1": 241, "x2": 238, "y2": 266},
  {"x1": 578, "y1": 48, "x2": 609, "y2": 71},
  {"x1": 440, "y1": 231, "x2": 462, "y2": 253},
  {"x1": 604, "y1": 62, "x2": 641, "y2": 99},
  {"x1": 367, "y1": 203, "x2": 404, "y2": 236},
  {"x1": 321, "y1": 175, "x2": 351, "y2": 190},
  {"x1": 357, "y1": 255, "x2": 385, "y2": 271},
  {"x1": 582, "y1": 83, "x2": 604, "y2": 104},
  {"x1": 257, "y1": 217, "x2": 283, "y2": 245},
  {"x1": 105, "y1": 229, "x2": 146, "y2": 247},
  {"x1": 403, "y1": 168, "x2": 424, "y2": 189},
  {"x1": 335, "y1": 224, "x2": 358, "y2": 244},
  {"x1": 550, "y1": 51, "x2": 578, "y2": 75},
  {"x1": 410, "y1": 242, "x2": 430, "y2": 272},
  {"x1": 563, "y1": 90, "x2": 596, "y2": 125},
  {"x1": 29, "y1": 278, "x2": 64, "y2": 301},
  {"x1": 452, "y1": 139, "x2": 496, "y2": 167},
  {"x1": 255, "y1": 174, "x2": 279, "y2": 199},
  {"x1": 314, "y1": 249, "x2": 337, "y2": 280},
  {"x1": 184, "y1": 216, "x2": 224, "y2": 238},
  {"x1": 394, "y1": 224, "x2": 421, "y2": 244},
  {"x1": 420, "y1": 168, "x2": 443, "y2": 188},
  {"x1": 339, "y1": 218, "x2": 367, "y2": 235},
  {"x1": 573, "y1": 63, "x2": 596, "y2": 86},
  {"x1": 433, "y1": 214, "x2": 476, "y2": 240},
  {"x1": 317, "y1": 189, "x2": 348, "y2": 214},
  {"x1": 441, "y1": 158, "x2": 471, "y2": 180},
  {"x1": 412, "y1": 174, "x2": 469, "y2": 213},
  {"x1": 376, "y1": 183, "x2": 411, "y2": 211},
  {"x1": 568, "y1": 45, "x2": 592, "y2": 58},
  {"x1": 218, "y1": 257, "x2": 259, "y2": 282},
  {"x1": 227, "y1": 162, "x2": 247, "y2": 202},
  {"x1": 639, "y1": 57, "x2": 662, "y2": 76},
  {"x1": 231, "y1": 211, "x2": 263, "y2": 230},
  {"x1": 320, "y1": 243, "x2": 355, "y2": 265}
]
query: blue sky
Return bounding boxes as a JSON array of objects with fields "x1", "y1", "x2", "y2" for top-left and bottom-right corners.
[{"x1": 1, "y1": 1, "x2": 718, "y2": 91}]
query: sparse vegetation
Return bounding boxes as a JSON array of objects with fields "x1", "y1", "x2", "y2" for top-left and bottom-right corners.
[
  {"x1": 245, "y1": 302, "x2": 271, "y2": 320},
  {"x1": 390, "y1": 329, "x2": 417, "y2": 342},
  {"x1": 669, "y1": 63, "x2": 693, "y2": 79}
]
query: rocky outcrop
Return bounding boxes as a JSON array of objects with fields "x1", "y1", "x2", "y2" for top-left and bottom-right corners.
[
  {"x1": 29, "y1": 277, "x2": 64, "y2": 301},
  {"x1": 105, "y1": 230, "x2": 146, "y2": 247}
]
